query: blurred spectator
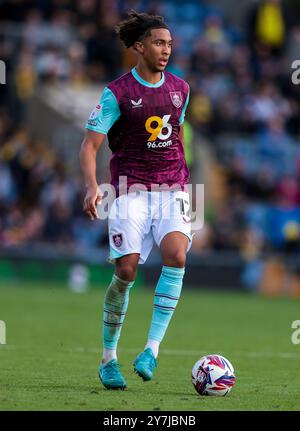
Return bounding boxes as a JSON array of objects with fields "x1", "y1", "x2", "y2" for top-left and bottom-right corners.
[{"x1": 247, "y1": 0, "x2": 290, "y2": 58}]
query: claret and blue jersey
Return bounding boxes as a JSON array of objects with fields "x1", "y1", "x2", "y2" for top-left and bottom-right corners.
[{"x1": 85, "y1": 67, "x2": 190, "y2": 191}]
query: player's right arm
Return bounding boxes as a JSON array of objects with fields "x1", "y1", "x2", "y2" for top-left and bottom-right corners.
[
  {"x1": 80, "y1": 87, "x2": 121, "y2": 220},
  {"x1": 80, "y1": 130, "x2": 106, "y2": 220}
]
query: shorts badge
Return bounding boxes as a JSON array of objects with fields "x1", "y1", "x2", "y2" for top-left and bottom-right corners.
[{"x1": 113, "y1": 233, "x2": 123, "y2": 247}]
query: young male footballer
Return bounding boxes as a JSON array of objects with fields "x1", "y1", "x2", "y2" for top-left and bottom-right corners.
[{"x1": 80, "y1": 11, "x2": 191, "y2": 390}]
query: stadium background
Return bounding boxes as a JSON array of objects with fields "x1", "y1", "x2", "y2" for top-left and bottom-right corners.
[
  {"x1": 1, "y1": 0, "x2": 300, "y2": 294},
  {"x1": 1, "y1": 0, "x2": 300, "y2": 412}
]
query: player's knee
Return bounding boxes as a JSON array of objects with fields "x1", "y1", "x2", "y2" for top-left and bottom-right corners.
[
  {"x1": 164, "y1": 250, "x2": 186, "y2": 268},
  {"x1": 116, "y1": 265, "x2": 137, "y2": 282}
]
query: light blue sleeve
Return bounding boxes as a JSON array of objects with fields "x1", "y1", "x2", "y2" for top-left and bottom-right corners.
[
  {"x1": 85, "y1": 87, "x2": 121, "y2": 134},
  {"x1": 179, "y1": 87, "x2": 190, "y2": 125}
]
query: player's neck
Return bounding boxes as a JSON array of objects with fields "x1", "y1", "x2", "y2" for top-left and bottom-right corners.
[{"x1": 135, "y1": 64, "x2": 163, "y2": 85}]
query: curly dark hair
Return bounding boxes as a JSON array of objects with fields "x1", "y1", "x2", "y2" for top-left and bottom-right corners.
[{"x1": 115, "y1": 10, "x2": 169, "y2": 48}]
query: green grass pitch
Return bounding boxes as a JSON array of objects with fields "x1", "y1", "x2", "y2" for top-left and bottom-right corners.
[{"x1": 0, "y1": 280, "x2": 300, "y2": 411}]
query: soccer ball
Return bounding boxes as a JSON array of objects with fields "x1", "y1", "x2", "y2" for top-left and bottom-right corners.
[{"x1": 192, "y1": 354, "x2": 236, "y2": 396}]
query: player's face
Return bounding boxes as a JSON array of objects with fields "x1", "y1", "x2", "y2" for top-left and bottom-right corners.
[{"x1": 141, "y1": 28, "x2": 172, "y2": 72}]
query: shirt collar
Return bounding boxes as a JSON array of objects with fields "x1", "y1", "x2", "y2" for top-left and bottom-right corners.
[{"x1": 131, "y1": 67, "x2": 165, "y2": 88}]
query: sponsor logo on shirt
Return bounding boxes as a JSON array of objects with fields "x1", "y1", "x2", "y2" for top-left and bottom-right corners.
[
  {"x1": 145, "y1": 114, "x2": 173, "y2": 149},
  {"x1": 147, "y1": 140, "x2": 173, "y2": 149},
  {"x1": 89, "y1": 104, "x2": 101, "y2": 120},
  {"x1": 145, "y1": 115, "x2": 172, "y2": 141},
  {"x1": 131, "y1": 98, "x2": 143, "y2": 108}
]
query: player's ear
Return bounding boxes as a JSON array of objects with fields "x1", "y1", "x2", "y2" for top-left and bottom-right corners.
[{"x1": 134, "y1": 41, "x2": 144, "y2": 54}]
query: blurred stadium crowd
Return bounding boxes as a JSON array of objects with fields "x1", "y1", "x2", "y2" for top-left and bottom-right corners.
[{"x1": 1, "y1": 0, "x2": 300, "y2": 261}]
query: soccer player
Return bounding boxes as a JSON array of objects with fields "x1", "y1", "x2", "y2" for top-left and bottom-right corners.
[{"x1": 80, "y1": 11, "x2": 192, "y2": 390}]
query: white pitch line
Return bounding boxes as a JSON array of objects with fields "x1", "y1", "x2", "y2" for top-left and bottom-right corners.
[
  {"x1": 1, "y1": 345, "x2": 299, "y2": 360},
  {"x1": 0, "y1": 345, "x2": 17, "y2": 350},
  {"x1": 62, "y1": 347, "x2": 300, "y2": 360}
]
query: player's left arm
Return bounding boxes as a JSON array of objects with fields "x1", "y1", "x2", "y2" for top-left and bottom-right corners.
[
  {"x1": 179, "y1": 124, "x2": 184, "y2": 145},
  {"x1": 178, "y1": 84, "x2": 189, "y2": 146}
]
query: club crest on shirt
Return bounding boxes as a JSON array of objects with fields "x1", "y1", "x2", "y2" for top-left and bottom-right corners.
[
  {"x1": 113, "y1": 233, "x2": 123, "y2": 248},
  {"x1": 169, "y1": 92, "x2": 183, "y2": 108}
]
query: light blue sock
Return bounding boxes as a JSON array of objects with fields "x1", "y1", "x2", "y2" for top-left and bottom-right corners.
[
  {"x1": 103, "y1": 274, "x2": 134, "y2": 350},
  {"x1": 147, "y1": 266, "x2": 185, "y2": 347}
]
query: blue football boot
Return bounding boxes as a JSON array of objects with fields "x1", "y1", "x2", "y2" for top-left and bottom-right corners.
[
  {"x1": 133, "y1": 348, "x2": 157, "y2": 381},
  {"x1": 98, "y1": 359, "x2": 126, "y2": 390}
]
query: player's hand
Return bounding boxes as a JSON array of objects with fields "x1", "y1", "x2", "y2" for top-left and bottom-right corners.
[{"x1": 83, "y1": 185, "x2": 103, "y2": 220}]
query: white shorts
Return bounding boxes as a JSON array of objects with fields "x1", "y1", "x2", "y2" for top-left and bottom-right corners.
[{"x1": 108, "y1": 190, "x2": 192, "y2": 264}]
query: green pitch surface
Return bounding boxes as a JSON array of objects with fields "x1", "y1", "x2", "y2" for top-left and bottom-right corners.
[{"x1": 0, "y1": 281, "x2": 300, "y2": 411}]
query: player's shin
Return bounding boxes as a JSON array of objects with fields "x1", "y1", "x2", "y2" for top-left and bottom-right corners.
[
  {"x1": 102, "y1": 274, "x2": 134, "y2": 364},
  {"x1": 146, "y1": 266, "x2": 185, "y2": 358}
]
